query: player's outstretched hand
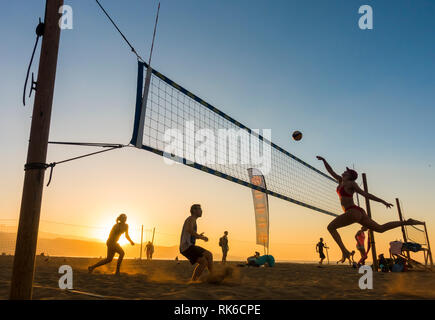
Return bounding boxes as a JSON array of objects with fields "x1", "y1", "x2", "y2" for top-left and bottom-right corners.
[{"x1": 384, "y1": 201, "x2": 394, "y2": 209}]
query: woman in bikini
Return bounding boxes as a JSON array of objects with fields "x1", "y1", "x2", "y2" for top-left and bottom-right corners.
[
  {"x1": 316, "y1": 156, "x2": 423, "y2": 263},
  {"x1": 355, "y1": 226, "x2": 370, "y2": 266},
  {"x1": 88, "y1": 213, "x2": 135, "y2": 275}
]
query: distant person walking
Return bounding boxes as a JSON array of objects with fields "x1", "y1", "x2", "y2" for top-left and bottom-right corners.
[
  {"x1": 179, "y1": 204, "x2": 214, "y2": 282},
  {"x1": 88, "y1": 213, "x2": 135, "y2": 275},
  {"x1": 219, "y1": 231, "x2": 229, "y2": 263},
  {"x1": 145, "y1": 241, "x2": 154, "y2": 260},
  {"x1": 316, "y1": 238, "x2": 328, "y2": 264}
]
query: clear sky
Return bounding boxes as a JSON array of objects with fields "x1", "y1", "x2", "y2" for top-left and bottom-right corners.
[{"x1": 1, "y1": 0, "x2": 434, "y2": 262}]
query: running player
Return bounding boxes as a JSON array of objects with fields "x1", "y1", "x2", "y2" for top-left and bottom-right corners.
[{"x1": 88, "y1": 213, "x2": 135, "y2": 275}]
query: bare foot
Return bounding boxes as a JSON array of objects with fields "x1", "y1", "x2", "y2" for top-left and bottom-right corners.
[
  {"x1": 406, "y1": 218, "x2": 424, "y2": 225},
  {"x1": 337, "y1": 251, "x2": 352, "y2": 264},
  {"x1": 350, "y1": 251, "x2": 355, "y2": 265}
]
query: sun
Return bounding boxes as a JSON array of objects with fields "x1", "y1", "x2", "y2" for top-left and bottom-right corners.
[{"x1": 117, "y1": 236, "x2": 130, "y2": 246}]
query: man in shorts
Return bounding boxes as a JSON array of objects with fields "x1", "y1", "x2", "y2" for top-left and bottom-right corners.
[
  {"x1": 316, "y1": 238, "x2": 328, "y2": 265},
  {"x1": 180, "y1": 204, "x2": 213, "y2": 281}
]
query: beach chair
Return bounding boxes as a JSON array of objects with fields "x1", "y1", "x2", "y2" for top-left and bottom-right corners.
[{"x1": 389, "y1": 240, "x2": 432, "y2": 271}]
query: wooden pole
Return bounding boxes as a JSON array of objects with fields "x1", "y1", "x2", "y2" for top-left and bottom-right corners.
[
  {"x1": 362, "y1": 173, "x2": 378, "y2": 272},
  {"x1": 423, "y1": 222, "x2": 433, "y2": 268},
  {"x1": 140, "y1": 225, "x2": 143, "y2": 260},
  {"x1": 395, "y1": 198, "x2": 410, "y2": 259},
  {"x1": 9, "y1": 0, "x2": 63, "y2": 300},
  {"x1": 151, "y1": 227, "x2": 155, "y2": 244}
]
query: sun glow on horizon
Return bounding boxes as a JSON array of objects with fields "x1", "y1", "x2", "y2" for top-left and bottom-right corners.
[{"x1": 94, "y1": 214, "x2": 143, "y2": 246}]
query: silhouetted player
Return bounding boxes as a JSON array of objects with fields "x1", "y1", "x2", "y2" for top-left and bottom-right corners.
[
  {"x1": 316, "y1": 238, "x2": 328, "y2": 264},
  {"x1": 145, "y1": 241, "x2": 154, "y2": 260},
  {"x1": 219, "y1": 231, "x2": 229, "y2": 263},
  {"x1": 180, "y1": 204, "x2": 213, "y2": 281},
  {"x1": 317, "y1": 156, "x2": 423, "y2": 264},
  {"x1": 88, "y1": 213, "x2": 135, "y2": 275}
]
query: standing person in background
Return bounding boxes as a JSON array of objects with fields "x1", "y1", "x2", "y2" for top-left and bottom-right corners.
[
  {"x1": 219, "y1": 231, "x2": 229, "y2": 263},
  {"x1": 145, "y1": 241, "x2": 154, "y2": 260},
  {"x1": 316, "y1": 238, "x2": 328, "y2": 265}
]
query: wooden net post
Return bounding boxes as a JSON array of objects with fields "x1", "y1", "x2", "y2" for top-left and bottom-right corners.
[
  {"x1": 362, "y1": 173, "x2": 378, "y2": 272},
  {"x1": 9, "y1": 0, "x2": 63, "y2": 300},
  {"x1": 395, "y1": 198, "x2": 410, "y2": 260},
  {"x1": 423, "y1": 222, "x2": 433, "y2": 269},
  {"x1": 140, "y1": 225, "x2": 143, "y2": 260}
]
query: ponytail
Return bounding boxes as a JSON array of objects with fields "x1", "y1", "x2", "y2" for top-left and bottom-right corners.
[{"x1": 116, "y1": 213, "x2": 126, "y2": 224}]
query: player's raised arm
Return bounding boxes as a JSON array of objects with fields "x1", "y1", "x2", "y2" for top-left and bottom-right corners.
[{"x1": 316, "y1": 156, "x2": 341, "y2": 182}]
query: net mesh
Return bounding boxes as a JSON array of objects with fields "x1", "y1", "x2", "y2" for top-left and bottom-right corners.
[
  {"x1": 400, "y1": 201, "x2": 427, "y2": 246},
  {"x1": 132, "y1": 62, "x2": 342, "y2": 217},
  {"x1": 405, "y1": 225, "x2": 427, "y2": 246}
]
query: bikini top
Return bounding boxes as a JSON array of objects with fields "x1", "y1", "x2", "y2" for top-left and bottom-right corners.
[
  {"x1": 336, "y1": 184, "x2": 353, "y2": 199},
  {"x1": 356, "y1": 231, "x2": 365, "y2": 245}
]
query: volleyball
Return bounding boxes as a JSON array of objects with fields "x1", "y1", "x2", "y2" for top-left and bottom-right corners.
[{"x1": 292, "y1": 130, "x2": 303, "y2": 141}]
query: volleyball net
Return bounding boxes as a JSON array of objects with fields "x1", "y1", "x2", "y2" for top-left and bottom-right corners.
[
  {"x1": 131, "y1": 62, "x2": 341, "y2": 217},
  {"x1": 405, "y1": 225, "x2": 428, "y2": 246},
  {"x1": 399, "y1": 200, "x2": 428, "y2": 246}
]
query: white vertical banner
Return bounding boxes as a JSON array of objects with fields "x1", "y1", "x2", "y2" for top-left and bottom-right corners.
[{"x1": 247, "y1": 168, "x2": 270, "y2": 253}]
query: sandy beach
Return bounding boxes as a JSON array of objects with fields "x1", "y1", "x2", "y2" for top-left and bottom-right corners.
[{"x1": 1, "y1": 256, "x2": 434, "y2": 300}]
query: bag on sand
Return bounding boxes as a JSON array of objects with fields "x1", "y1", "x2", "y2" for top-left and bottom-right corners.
[
  {"x1": 392, "y1": 263, "x2": 404, "y2": 272},
  {"x1": 392, "y1": 257, "x2": 406, "y2": 272}
]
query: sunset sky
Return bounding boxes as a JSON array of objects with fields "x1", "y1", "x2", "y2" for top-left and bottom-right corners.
[{"x1": 1, "y1": 0, "x2": 434, "y2": 262}]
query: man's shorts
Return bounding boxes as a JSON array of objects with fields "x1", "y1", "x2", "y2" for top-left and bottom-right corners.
[{"x1": 181, "y1": 245, "x2": 207, "y2": 264}]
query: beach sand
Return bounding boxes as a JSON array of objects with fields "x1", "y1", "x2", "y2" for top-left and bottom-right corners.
[{"x1": 0, "y1": 256, "x2": 434, "y2": 299}]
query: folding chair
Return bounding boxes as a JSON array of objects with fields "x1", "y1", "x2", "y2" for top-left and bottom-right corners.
[{"x1": 389, "y1": 240, "x2": 432, "y2": 271}]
